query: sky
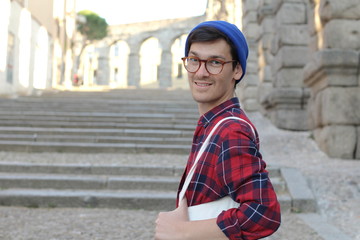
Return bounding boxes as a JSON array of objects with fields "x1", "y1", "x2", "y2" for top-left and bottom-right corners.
[{"x1": 76, "y1": 0, "x2": 208, "y2": 25}]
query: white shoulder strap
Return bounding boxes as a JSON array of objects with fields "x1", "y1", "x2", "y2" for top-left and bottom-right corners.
[{"x1": 178, "y1": 116, "x2": 255, "y2": 204}]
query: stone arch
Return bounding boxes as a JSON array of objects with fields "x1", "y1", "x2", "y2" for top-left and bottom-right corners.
[
  {"x1": 109, "y1": 40, "x2": 130, "y2": 88},
  {"x1": 171, "y1": 34, "x2": 188, "y2": 89},
  {"x1": 92, "y1": 16, "x2": 205, "y2": 88},
  {"x1": 139, "y1": 37, "x2": 161, "y2": 88}
]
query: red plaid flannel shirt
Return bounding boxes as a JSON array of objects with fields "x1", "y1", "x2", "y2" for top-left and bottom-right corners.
[{"x1": 177, "y1": 98, "x2": 281, "y2": 240}]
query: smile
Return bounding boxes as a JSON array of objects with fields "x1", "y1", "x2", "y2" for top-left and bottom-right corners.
[{"x1": 195, "y1": 81, "x2": 212, "y2": 87}]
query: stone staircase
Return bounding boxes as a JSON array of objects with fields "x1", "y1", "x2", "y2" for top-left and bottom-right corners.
[
  {"x1": 0, "y1": 89, "x2": 198, "y2": 154},
  {"x1": 0, "y1": 161, "x2": 293, "y2": 212},
  {"x1": 0, "y1": 89, "x2": 316, "y2": 212}
]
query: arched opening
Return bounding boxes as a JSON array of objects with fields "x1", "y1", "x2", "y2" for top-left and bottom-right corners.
[
  {"x1": 139, "y1": 37, "x2": 161, "y2": 88},
  {"x1": 109, "y1": 40, "x2": 130, "y2": 88},
  {"x1": 171, "y1": 34, "x2": 188, "y2": 89}
]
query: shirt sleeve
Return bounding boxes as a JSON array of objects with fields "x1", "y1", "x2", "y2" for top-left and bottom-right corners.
[{"x1": 215, "y1": 122, "x2": 281, "y2": 240}]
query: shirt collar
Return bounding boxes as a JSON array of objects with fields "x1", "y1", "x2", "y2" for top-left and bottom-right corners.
[{"x1": 198, "y1": 97, "x2": 241, "y2": 127}]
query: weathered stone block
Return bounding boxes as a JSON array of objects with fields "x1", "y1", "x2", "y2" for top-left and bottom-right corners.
[
  {"x1": 242, "y1": 85, "x2": 258, "y2": 99},
  {"x1": 240, "y1": 74, "x2": 259, "y2": 87},
  {"x1": 314, "y1": 125, "x2": 357, "y2": 159},
  {"x1": 304, "y1": 49, "x2": 359, "y2": 92},
  {"x1": 320, "y1": 0, "x2": 360, "y2": 21},
  {"x1": 269, "y1": 108, "x2": 309, "y2": 130},
  {"x1": 275, "y1": 68, "x2": 305, "y2": 88},
  {"x1": 242, "y1": 99, "x2": 259, "y2": 112},
  {"x1": 263, "y1": 50, "x2": 274, "y2": 64},
  {"x1": 243, "y1": 11, "x2": 258, "y2": 26},
  {"x1": 243, "y1": 0, "x2": 261, "y2": 12},
  {"x1": 248, "y1": 48, "x2": 258, "y2": 62},
  {"x1": 243, "y1": 22, "x2": 261, "y2": 40},
  {"x1": 308, "y1": 90, "x2": 323, "y2": 128},
  {"x1": 260, "y1": 34, "x2": 274, "y2": 51},
  {"x1": 258, "y1": 5, "x2": 275, "y2": 23},
  {"x1": 276, "y1": 2, "x2": 306, "y2": 25},
  {"x1": 259, "y1": 65, "x2": 273, "y2": 83},
  {"x1": 323, "y1": 20, "x2": 360, "y2": 50},
  {"x1": 308, "y1": 35, "x2": 319, "y2": 53},
  {"x1": 306, "y1": 3, "x2": 317, "y2": 36},
  {"x1": 261, "y1": 18, "x2": 276, "y2": 34},
  {"x1": 320, "y1": 87, "x2": 360, "y2": 125},
  {"x1": 247, "y1": 61, "x2": 259, "y2": 75},
  {"x1": 267, "y1": 87, "x2": 309, "y2": 106},
  {"x1": 258, "y1": 82, "x2": 273, "y2": 104},
  {"x1": 279, "y1": 25, "x2": 309, "y2": 46},
  {"x1": 272, "y1": 46, "x2": 309, "y2": 72}
]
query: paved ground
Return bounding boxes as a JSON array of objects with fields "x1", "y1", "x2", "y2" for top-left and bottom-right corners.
[{"x1": 0, "y1": 112, "x2": 359, "y2": 240}]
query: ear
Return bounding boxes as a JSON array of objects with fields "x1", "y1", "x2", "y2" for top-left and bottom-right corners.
[{"x1": 233, "y1": 63, "x2": 243, "y2": 81}]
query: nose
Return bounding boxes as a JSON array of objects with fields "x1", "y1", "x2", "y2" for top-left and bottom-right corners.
[{"x1": 195, "y1": 61, "x2": 210, "y2": 77}]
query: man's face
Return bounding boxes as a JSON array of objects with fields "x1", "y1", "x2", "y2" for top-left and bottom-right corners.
[{"x1": 187, "y1": 39, "x2": 242, "y2": 114}]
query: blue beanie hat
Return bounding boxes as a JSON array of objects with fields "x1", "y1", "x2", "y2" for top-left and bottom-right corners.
[{"x1": 185, "y1": 21, "x2": 249, "y2": 83}]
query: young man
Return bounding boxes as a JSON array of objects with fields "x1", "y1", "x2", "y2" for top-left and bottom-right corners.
[{"x1": 155, "y1": 21, "x2": 281, "y2": 240}]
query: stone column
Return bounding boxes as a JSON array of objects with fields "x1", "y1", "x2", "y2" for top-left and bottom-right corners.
[
  {"x1": 257, "y1": 0, "x2": 277, "y2": 115},
  {"x1": 127, "y1": 52, "x2": 140, "y2": 87},
  {"x1": 95, "y1": 46, "x2": 110, "y2": 85},
  {"x1": 158, "y1": 50, "x2": 172, "y2": 88},
  {"x1": 238, "y1": 0, "x2": 261, "y2": 112},
  {"x1": 304, "y1": 0, "x2": 360, "y2": 159},
  {"x1": 261, "y1": 0, "x2": 310, "y2": 130}
]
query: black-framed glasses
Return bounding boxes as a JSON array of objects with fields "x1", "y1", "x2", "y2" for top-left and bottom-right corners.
[{"x1": 181, "y1": 56, "x2": 236, "y2": 75}]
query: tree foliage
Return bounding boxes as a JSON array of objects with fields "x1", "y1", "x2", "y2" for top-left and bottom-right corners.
[{"x1": 77, "y1": 10, "x2": 108, "y2": 41}]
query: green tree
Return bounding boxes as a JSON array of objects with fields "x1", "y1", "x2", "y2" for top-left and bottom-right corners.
[
  {"x1": 73, "y1": 10, "x2": 108, "y2": 85},
  {"x1": 77, "y1": 10, "x2": 108, "y2": 41}
]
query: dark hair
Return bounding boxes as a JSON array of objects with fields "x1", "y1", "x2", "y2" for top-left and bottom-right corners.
[{"x1": 185, "y1": 26, "x2": 239, "y2": 70}]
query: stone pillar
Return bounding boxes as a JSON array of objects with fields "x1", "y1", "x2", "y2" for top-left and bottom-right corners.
[
  {"x1": 261, "y1": 0, "x2": 310, "y2": 130},
  {"x1": 128, "y1": 52, "x2": 140, "y2": 87},
  {"x1": 304, "y1": 0, "x2": 360, "y2": 159},
  {"x1": 238, "y1": 0, "x2": 261, "y2": 112},
  {"x1": 158, "y1": 50, "x2": 172, "y2": 88},
  {"x1": 256, "y1": 0, "x2": 277, "y2": 115},
  {"x1": 95, "y1": 46, "x2": 110, "y2": 85}
]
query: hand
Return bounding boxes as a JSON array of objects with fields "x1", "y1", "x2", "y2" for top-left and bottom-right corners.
[{"x1": 154, "y1": 198, "x2": 189, "y2": 240}]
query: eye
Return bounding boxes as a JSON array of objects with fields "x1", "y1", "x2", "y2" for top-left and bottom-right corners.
[
  {"x1": 208, "y1": 59, "x2": 222, "y2": 66},
  {"x1": 188, "y1": 57, "x2": 199, "y2": 63}
]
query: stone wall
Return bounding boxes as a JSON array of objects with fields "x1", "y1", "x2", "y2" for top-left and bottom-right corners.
[
  {"x1": 240, "y1": 0, "x2": 360, "y2": 159},
  {"x1": 237, "y1": 0, "x2": 261, "y2": 111},
  {"x1": 303, "y1": 0, "x2": 360, "y2": 159},
  {"x1": 257, "y1": 0, "x2": 310, "y2": 130}
]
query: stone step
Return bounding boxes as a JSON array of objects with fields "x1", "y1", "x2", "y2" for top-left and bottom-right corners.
[
  {"x1": 0, "y1": 99, "x2": 198, "y2": 113},
  {"x1": 0, "y1": 173, "x2": 286, "y2": 194},
  {"x1": 0, "y1": 140, "x2": 190, "y2": 154},
  {"x1": 0, "y1": 105, "x2": 198, "y2": 115},
  {"x1": 0, "y1": 189, "x2": 176, "y2": 210},
  {"x1": 0, "y1": 119, "x2": 195, "y2": 130},
  {"x1": 0, "y1": 173, "x2": 180, "y2": 191},
  {"x1": 0, "y1": 133, "x2": 191, "y2": 145},
  {"x1": 0, "y1": 89, "x2": 198, "y2": 154},
  {"x1": 0, "y1": 162, "x2": 184, "y2": 177},
  {"x1": 0, "y1": 111, "x2": 198, "y2": 124},
  {"x1": 0, "y1": 162, "x2": 282, "y2": 177},
  {"x1": 0, "y1": 188, "x2": 292, "y2": 212},
  {"x1": 0, "y1": 126, "x2": 194, "y2": 138},
  {"x1": 0, "y1": 162, "x2": 293, "y2": 211}
]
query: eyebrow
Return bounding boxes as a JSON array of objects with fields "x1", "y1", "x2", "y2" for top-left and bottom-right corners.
[{"x1": 188, "y1": 51, "x2": 226, "y2": 60}]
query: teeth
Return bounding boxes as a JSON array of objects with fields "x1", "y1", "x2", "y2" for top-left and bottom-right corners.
[{"x1": 196, "y1": 82, "x2": 211, "y2": 86}]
